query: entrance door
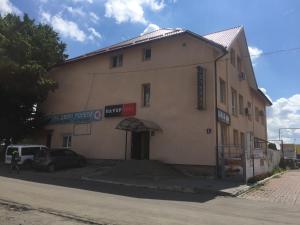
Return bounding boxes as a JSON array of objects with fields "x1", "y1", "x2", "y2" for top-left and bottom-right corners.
[{"x1": 131, "y1": 131, "x2": 150, "y2": 160}]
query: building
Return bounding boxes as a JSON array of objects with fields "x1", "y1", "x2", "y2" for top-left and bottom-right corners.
[{"x1": 37, "y1": 26, "x2": 272, "y2": 179}]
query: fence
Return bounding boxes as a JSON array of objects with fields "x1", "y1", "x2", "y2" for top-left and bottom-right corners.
[{"x1": 218, "y1": 143, "x2": 282, "y2": 182}]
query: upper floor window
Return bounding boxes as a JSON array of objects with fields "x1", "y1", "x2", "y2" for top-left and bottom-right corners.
[
  {"x1": 239, "y1": 94, "x2": 244, "y2": 115},
  {"x1": 111, "y1": 54, "x2": 123, "y2": 68},
  {"x1": 231, "y1": 88, "x2": 238, "y2": 116},
  {"x1": 237, "y1": 55, "x2": 242, "y2": 72},
  {"x1": 230, "y1": 49, "x2": 236, "y2": 67},
  {"x1": 142, "y1": 83, "x2": 151, "y2": 107},
  {"x1": 233, "y1": 129, "x2": 239, "y2": 146},
  {"x1": 247, "y1": 102, "x2": 252, "y2": 120},
  {"x1": 220, "y1": 79, "x2": 226, "y2": 104},
  {"x1": 143, "y1": 48, "x2": 151, "y2": 61}
]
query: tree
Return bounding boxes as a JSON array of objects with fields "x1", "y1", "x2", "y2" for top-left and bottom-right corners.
[{"x1": 0, "y1": 14, "x2": 67, "y2": 143}]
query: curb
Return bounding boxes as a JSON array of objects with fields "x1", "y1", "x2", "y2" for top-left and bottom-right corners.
[
  {"x1": 81, "y1": 176, "x2": 234, "y2": 196},
  {"x1": 236, "y1": 171, "x2": 286, "y2": 197}
]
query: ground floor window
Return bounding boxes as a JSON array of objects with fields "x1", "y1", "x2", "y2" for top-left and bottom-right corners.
[{"x1": 62, "y1": 134, "x2": 72, "y2": 148}]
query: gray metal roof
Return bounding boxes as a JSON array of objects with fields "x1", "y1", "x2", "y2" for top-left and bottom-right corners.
[
  {"x1": 203, "y1": 26, "x2": 243, "y2": 49},
  {"x1": 60, "y1": 27, "x2": 242, "y2": 66},
  {"x1": 64, "y1": 28, "x2": 185, "y2": 64}
]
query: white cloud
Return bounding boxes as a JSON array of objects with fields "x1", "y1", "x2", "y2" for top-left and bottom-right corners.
[
  {"x1": 0, "y1": 0, "x2": 21, "y2": 16},
  {"x1": 89, "y1": 12, "x2": 100, "y2": 23},
  {"x1": 267, "y1": 94, "x2": 300, "y2": 143},
  {"x1": 65, "y1": 6, "x2": 86, "y2": 17},
  {"x1": 141, "y1": 23, "x2": 160, "y2": 35},
  {"x1": 248, "y1": 46, "x2": 263, "y2": 65},
  {"x1": 73, "y1": 0, "x2": 93, "y2": 3},
  {"x1": 104, "y1": 0, "x2": 165, "y2": 24},
  {"x1": 41, "y1": 11, "x2": 86, "y2": 42},
  {"x1": 88, "y1": 27, "x2": 102, "y2": 40}
]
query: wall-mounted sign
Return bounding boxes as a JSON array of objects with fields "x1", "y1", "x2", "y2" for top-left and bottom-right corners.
[
  {"x1": 217, "y1": 108, "x2": 230, "y2": 125},
  {"x1": 104, "y1": 103, "x2": 136, "y2": 118},
  {"x1": 47, "y1": 109, "x2": 102, "y2": 124}
]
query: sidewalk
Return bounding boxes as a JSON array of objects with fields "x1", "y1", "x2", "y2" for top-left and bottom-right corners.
[{"x1": 82, "y1": 173, "x2": 250, "y2": 196}]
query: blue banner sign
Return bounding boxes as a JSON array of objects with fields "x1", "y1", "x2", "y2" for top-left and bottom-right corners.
[{"x1": 47, "y1": 109, "x2": 102, "y2": 124}]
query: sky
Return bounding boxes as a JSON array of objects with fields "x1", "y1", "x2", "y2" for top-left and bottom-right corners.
[{"x1": 1, "y1": 0, "x2": 300, "y2": 143}]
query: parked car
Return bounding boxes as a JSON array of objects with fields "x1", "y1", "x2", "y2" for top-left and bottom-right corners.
[
  {"x1": 34, "y1": 148, "x2": 86, "y2": 172},
  {"x1": 5, "y1": 145, "x2": 48, "y2": 168}
]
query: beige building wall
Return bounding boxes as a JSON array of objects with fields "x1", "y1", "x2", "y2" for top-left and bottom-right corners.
[
  {"x1": 42, "y1": 34, "x2": 220, "y2": 166},
  {"x1": 40, "y1": 29, "x2": 270, "y2": 169},
  {"x1": 216, "y1": 30, "x2": 268, "y2": 147}
]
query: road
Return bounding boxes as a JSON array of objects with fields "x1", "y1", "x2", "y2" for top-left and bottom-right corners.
[{"x1": 0, "y1": 173, "x2": 299, "y2": 225}]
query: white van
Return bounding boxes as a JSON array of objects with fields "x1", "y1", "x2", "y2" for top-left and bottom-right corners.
[{"x1": 5, "y1": 145, "x2": 48, "y2": 168}]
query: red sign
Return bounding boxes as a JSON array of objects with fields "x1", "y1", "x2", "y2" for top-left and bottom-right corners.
[
  {"x1": 122, "y1": 103, "x2": 136, "y2": 116},
  {"x1": 104, "y1": 103, "x2": 136, "y2": 117}
]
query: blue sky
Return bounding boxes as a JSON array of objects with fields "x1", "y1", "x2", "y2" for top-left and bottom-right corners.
[{"x1": 1, "y1": 0, "x2": 300, "y2": 142}]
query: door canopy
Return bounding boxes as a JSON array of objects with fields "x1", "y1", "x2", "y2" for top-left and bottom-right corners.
[{"x1": 116, "y1": 117, "x2": 162, "y2": 132}]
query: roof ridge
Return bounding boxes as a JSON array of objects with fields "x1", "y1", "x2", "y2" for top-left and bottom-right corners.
[
  {"x1": 105, "y1": 28, "x2": 180, "y2": 48},
  {"x1": 203, "y1": 25, "x2": 243, "y2": 36}
]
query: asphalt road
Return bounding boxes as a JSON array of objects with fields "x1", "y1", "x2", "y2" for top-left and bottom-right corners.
[{"x1": 0, "y1": 174, "x2": 299, "y2": 225}]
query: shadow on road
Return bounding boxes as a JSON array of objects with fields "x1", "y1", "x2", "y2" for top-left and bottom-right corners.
[{"x1": 0, "y1": 163, "x2": 228, "y2": 204}]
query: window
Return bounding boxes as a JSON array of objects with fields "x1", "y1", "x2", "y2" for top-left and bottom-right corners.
[
  {"x1": 247, "y1": 102, "x2": 252, "y2": 120},
  {"x1": 220, "y1": 124, "x2": 228, "y2": 145},
  {"x1": 62, "y1": 135, "x2": 72, "y2": 148},
  {"x1": 220, "y1": 79, "x2": 226, "y2": 104},
  {"x1": 230, "y1": 49, "x2": 236, "y2": 67},
  {"x1": 197, "y1": 66, "x2": 206, "y2": 110},
  {"x1": 143, "y1": 48, "x2": 151, "y2": 61},
  {"x1": 6, "y1": 147, "x2": 18, "y2": 155},
  {"x1": 142, "y1": 83, "x2": 151, "y2": 107},
  {"x1": 111, "y1": 54, "x2": 123, "y2": 68},
  {"x1": 233, "y1": 129, "x2": 239, "y2": 146},
  {"x1": 237, "y1": 56, "x2": 242, "y2": 72},
  {"x1": 239, "y1": 94, "x2": 244, "y2": 115},
  {"x1": 231, "y1": 88, "x2": 238, "y2": 116},
  {"x1": 254, "y1": 137, "x2": 260, "y2": 148},
  {"x1": 255, "y1": 107, "x2": 259, "y2": 122},
  {"x1": 22, "y1": 147, "x2": 40, "y2": 156}
]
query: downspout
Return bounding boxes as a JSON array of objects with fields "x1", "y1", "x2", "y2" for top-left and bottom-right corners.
[{"x1": 214, "y1": 50, "x2": 227, "y2": 178}]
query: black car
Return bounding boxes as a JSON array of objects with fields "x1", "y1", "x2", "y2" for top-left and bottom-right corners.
[{"x1": 34, "y1": 148, "x2": 86, "y2": 172}]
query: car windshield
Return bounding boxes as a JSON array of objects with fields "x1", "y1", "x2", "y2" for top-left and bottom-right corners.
[{"x1": 6, "y1": 147, "x2": 18, "y2": 155}]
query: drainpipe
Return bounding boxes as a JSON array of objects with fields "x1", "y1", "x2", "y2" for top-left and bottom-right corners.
[{"x1": 214, "y1": 50, "x2": 227, "y2": 178}]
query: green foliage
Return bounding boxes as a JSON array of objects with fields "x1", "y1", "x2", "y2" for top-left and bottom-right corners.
[
  {"x1": 247, "y1": 167, "x2": 285, "y2": 184},
  {"x1": 0, "y1": 13, "x2": 67, "y2": 142},
  {"x1": 268, "y1": 143, "x2": 277, "y2": 150}
]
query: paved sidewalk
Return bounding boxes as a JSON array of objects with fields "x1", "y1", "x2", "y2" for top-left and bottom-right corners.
[
  {"x1": 82, "y1": 174, "x2": 249, "y2": 196},
  {"x1": 240, "y1": 170, "x2": 300, "y2": 206}
]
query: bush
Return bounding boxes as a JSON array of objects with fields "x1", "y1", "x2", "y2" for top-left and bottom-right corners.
[
  {"x1": 247, "y1": 167, "x2": 285, "y2": 184},
  {"x1": 271, "y1": 167, "x2": 285, "y2": 175},
  {"x1": 247, "y1": 173, "x2": 271, "y2": 184}
]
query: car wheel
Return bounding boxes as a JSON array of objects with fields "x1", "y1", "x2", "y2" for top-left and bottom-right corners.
[{"x1": 47, "y1": 164, "x2": 55, "y2": 172}]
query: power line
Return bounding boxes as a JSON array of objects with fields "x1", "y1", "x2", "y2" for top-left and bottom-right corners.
[{"x1": 89, "y1": 46, "x2": 300, "y2": 76}]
